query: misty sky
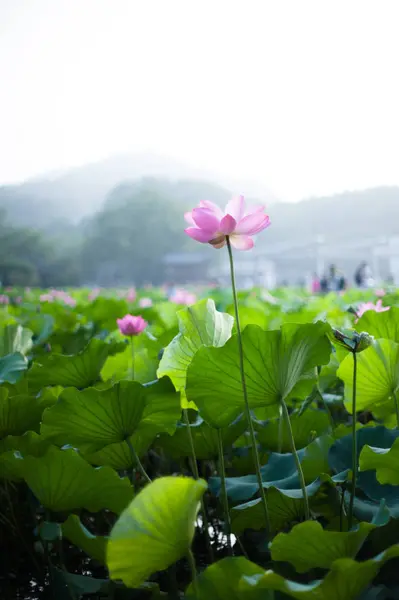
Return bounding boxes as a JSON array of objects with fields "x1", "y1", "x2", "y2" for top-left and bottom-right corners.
[{"x1": 1, "y1": 0, "x2": 399, "y2": 202}]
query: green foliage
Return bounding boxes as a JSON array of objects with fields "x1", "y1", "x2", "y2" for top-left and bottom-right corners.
[
  {"x1": 107, "y1": 476, "x2": 207, "y2": 588},
  {"x1": 186, "y1": 322, "x2": 332, "y2": 427},
  {"x1": 360, "y1": 438, "x2": 399, "y2": 484},
  {"x1": 157, "y1": 299, "x2": 233, "y2": 408},
  {"x1": 2, "y1": 288, "x2": 399, "y2": 598},
  {"x1": 337, "y1": 339, "x2": 399, "y2": 415}
]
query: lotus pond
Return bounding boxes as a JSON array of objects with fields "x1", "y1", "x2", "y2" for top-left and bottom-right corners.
[{"x1": 2, "y1": 285, "x2": 399, "y2": 599}]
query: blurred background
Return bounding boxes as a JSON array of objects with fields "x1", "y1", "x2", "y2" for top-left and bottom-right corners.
[{"x1": 1, "y1": 0, "x2": 399, "y2": 289}]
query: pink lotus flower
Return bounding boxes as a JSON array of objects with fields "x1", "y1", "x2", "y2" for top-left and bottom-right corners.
[
  {"x1": 170, "y1": 289, "x2": 197, "y2": 305},
  {"x1": 126, "y1": 287, "x2": 137, "y2": 302},
  {"x1": 375, "y1": 288, "x2": 386, "y2": 297},
  {"x1": 357, "y1": 300, "x2": 390, "y2": 320},
  {"x1": 0, "y1": 294, "x2": 9, "y2": 305},
  {"x1": 63, "y1": 295, "x2": 76, "y2": 307},
  {"x1": 117, "y1": 314, "x2": 148, "y2": 336},
  {"x1": 40, "y1": 294, "x2": 54, "y2": 303},
  {"x1": 139, "y1": 297, "x2": 153, "y2": 308},
  {"x1": 184, "y1": 195, "x2": 270, "y2": 250},
  {"x1": 89, "y1": 288, "x2": 101, "y2": 301}
]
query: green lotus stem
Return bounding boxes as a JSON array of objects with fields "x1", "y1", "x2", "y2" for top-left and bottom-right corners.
[
  {"x1": 126, "y1": 436, "x2": 151, "y2": 484},
  {"x1": 183, "y1": 409, "x2": 214, "y2": 562},
  {"x1": 226, "y1": 237, "x2": 270, "y2": 531},
  {"x1": 217, "y1": 428, "x2": 232, "y2": 555},
  {"x1": 187, "y1": 549, "x2": 198, "y2": 593},
  {"x1": 277, "y1": 403, "x2": 284, "y2": 453},
  {"x1": 130, "y1": 336, "x2": 135, "y2": 380},
  {"x1": 393, "y1": 389, "x2": 399, "y2": 429},
  {"x1": 280, "y1": 398, "x2": 310, "y2": 520},
  {"x1": 348, "y1": 350, "x2": 357, "y2": 530}
]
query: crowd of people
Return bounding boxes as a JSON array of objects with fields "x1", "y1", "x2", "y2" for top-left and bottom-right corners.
[{"x1": 310, "y1": 262, "x2": 385, "y2": 294}]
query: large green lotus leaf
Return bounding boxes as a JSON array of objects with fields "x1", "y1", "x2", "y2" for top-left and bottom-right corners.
[
  {"x1": 186, "y1": 322, "x2": 332, "y2": 427},
  {"x1": 62, "y1": 515, "x2": 107, "y2": 564},
  {"x1": 210, "y1": 435, "x2": 334, "y2": 504},
  {"x1": 154, "y1": 301, "x2": 179, "y2": 331},
  {"x1": 28, "y1": 338, "x2": 116, "y2": 391},
  {"x1": 0, "y1": 352, "x2": 28, "y2": 384},
  {"x1": 22, "y1": 313, "x2": 54, "y2": 346},
  {"x1": 41, "y1": 378, "x2": 180, "y2": 455},
  {"x1": 230, "y1": 475, "x2": 342, "y2": 534},
  {"x1": 239, "y1": 545, "x2": 399, "y2": 600},
  {"x1": 107, "y1": 476, "x2": 207, "y2": 588},
  {"x1": 23, "y1": 446, "x2": 133, "y2": 514},
  {"x1": 226, "y1": 305, "x2": 270, "y2": 331},
  {"x1": 186, "y1": 555, "x2": 393, "y2": 600},
  {"x1": 329, "y1": 426, "x2": 399, "y2": 510},
  {"x1": 360, "y1": 438, "x2": 399, "y2": 485},
  {"x1": 355, "y1": 308, "x2": 399, "y2": 343},
  {"x1": 0, "y1": 388, "x2": 47, "y2": 437},
  {"x1": 337, "y1": 339, "x2": 399, "y2": 414},
  {"x1": 0, "y1": 324, "x2": 33, "y2": 356},
  {"x1": 157, "y1": 299, "x2": 234, "y2": 409},
  {"x1": 270, "y1": 520, "x2": 373, "y2": 573},
  {"x1": 101, "y1": 344, "x2": 158, "y2": 384},
  {"x1": 158, "y1": 416, "x2": 246, "y2": 460},
  {"x1": 255, "y1": 409, "x2": 330, "y2": 452},
  {"x1": 0, "y1": 431, "x2": 50, "y2": 481},
  {"x1": 84, "y1": 440, "x2": 133, "y2": 470},
  {"x1": 185, "y1": 556, "x2": 266, "y2": 599}
]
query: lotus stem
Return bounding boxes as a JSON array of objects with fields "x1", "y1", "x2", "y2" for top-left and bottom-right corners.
[
  {"x1": 130, "y1": 337, "x2": 135, "y2": 380},
  {"x1": 226, "y1": 237, "x2": 270, "y2": 532},
  {"x1": 280, "y1": 398, "x2": 310, "y2": 520},
  {"x1": 183, "y1": 409, "x2": 214, "y2": 562},
  {"x1": 126, "y1": 436, "x2": 151, "y2": 485},
  {"x1": 217, "y1": 429, "x2": 232, "y2": 555},
  {"x1": 393, "y1": 389, "x2": 399, "y2": 429},
  {"x1": 277, "y1": 403, "x2": 284, "y2": 453},
  {"x1": 348, "y1": 350, "x2": 357, "y2": 530}
]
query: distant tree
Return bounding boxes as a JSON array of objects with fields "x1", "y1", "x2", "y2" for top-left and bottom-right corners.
[{"x1": 81, "y1": 182, "x2": 192, "y2": 285}]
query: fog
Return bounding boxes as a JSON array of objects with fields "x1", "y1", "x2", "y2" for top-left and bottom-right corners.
[
  {"x1": 1, "y1": 0, "x2": 399, "y2": 201},
  {"x1": 1, "y1": 1, "x2": 399, "y2": 289}
]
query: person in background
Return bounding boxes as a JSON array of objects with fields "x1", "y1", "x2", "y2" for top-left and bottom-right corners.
[
  {"x1": 311, "y1": 273, "x2": 321, "y2": 294},
  {"x1": 354, "y1": 261, "x2": 374, "y2": 288},
  {"x1": 321, "y1": 264, "x2": 346, "y2": 293}
]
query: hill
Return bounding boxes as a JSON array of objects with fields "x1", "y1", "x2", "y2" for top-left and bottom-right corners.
[{"x1": 0, "y1": 153, "x2": 277, "y2": 229}]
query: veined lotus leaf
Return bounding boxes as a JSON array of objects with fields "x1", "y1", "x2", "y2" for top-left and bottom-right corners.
[
  {"x1": 0, "y1": 388, "x2": 47, "y2": 438},
  {"x1": 0, "y1": 352, "x2": 28, "y2": 384},
  {"x1": 28, "y1": 338, "x2": 117, "y2": 390},
  {"x1": 186, "y1": 322, "x2": 332, "y2": 427},
  {"x1": 0, "y1": 324, "x2": 33, "y2": 356},
  {"x1": 360, "y1": 438, "x2": 399, "y2": 485},
  {"x1": 157, "y1": 299, "x2": 234, "y2": 409},
  {"x1": 337, "y1": 339, "x2": 399, "y2": 415},
  {"x1": 270, "y1": 520, "x2": 374, "y2": 573},
  {"x1": 355, "y1": 307, "x2": 399, "y2": 343},
  {"x1": 41, "y1": 377, "x2": 180, "y2": 456},
  {"x1": 255, "y1": 409, "x2": 331, "y2": 452},
  {"x1": 107, "y1": 476, "x2": 207, "y2": 588},
  {"x1": 23, "y1": 446, "x2": 133, "y2": 514}
]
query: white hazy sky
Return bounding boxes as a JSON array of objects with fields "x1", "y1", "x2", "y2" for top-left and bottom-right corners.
[{"x1": 1, "y1": 0, "x2": 399, "y2": 201}]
